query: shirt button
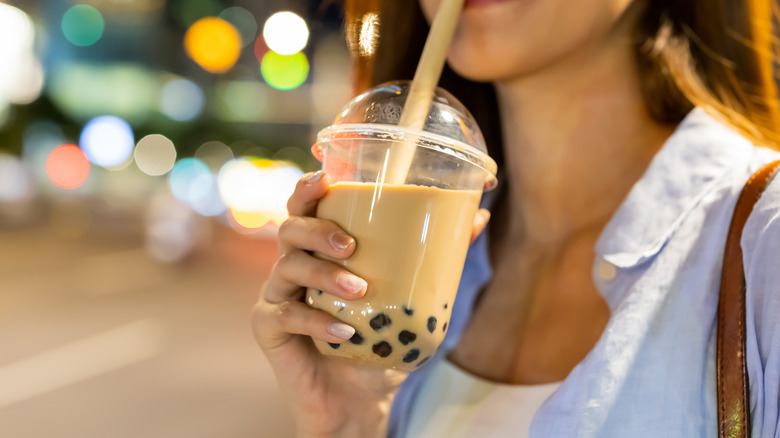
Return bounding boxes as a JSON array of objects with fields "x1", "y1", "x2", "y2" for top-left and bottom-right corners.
[{"x1": 596, "y1": 259, "x2": 617, "y2": 281}]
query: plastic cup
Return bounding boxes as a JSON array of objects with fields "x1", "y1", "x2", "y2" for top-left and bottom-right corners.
[{"x1": 306, "y1": 81, "x2": 497, "y2": 371}]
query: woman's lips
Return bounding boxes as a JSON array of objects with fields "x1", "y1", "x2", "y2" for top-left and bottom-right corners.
[{"x1": 464, "y1": 0, "x2": 510, "y2": 9}]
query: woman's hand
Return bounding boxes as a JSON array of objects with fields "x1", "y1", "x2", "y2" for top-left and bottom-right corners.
[{"x1": 251, "y1": 171, "x2": 490, "y2": 438}]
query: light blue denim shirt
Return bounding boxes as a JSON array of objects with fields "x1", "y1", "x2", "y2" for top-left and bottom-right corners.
[{"x1": 388, "y1": 108, "x2": 780, "y2": 437}]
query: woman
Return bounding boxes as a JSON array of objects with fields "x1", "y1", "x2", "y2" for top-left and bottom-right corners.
[{"x1": 252, "y1": 0, "x2": 780, "y2": 436}]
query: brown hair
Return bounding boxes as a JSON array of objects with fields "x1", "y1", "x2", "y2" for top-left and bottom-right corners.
[
  {"x1": 637, "y1": 0, "x2": 780, "y2": 147},
  {"x1": 344, "y1": 0, "x2": 780, "y2": 152}
]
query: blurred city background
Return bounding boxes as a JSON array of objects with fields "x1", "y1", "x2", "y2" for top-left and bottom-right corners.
[{"x1": 0, "y1": 0, "x2": 361, "y2": 436}]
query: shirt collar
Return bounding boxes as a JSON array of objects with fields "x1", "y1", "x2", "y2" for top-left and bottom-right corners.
[{"x1": 595, "y1": 108, "x2": 754, "y2": 268}]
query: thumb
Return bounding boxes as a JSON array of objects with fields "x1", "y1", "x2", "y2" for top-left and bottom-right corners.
[{"x1": 470, "y1": 209, "x2": 491, "y2": 244}]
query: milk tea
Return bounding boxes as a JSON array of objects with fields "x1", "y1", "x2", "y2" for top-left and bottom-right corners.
[{"x1": 306, "y1": 181, "x2": 482, "y2": 371}]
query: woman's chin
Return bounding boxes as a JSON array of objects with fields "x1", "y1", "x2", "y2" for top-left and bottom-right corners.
[{"x1": 446, "y1": 55, "x2": 514, "y2": 83}]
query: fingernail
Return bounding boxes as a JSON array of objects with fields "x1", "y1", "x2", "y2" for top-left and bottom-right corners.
[
  {"x1": 337, "y1": 273, "x2": 367, "y2": 294},
  {"x1": 328, "y1": 322, "x2": 356, "y2": 340},
  {"x1": 303, "y1": 170, "x2": 324, "y2": 184},
  {"x1": 330, "y1": 232, "x2": 355, "y2": 251}
]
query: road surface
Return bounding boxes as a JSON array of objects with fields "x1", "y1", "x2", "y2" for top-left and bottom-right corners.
[{"x1": 0, "y1": 222, "x2": 295, "y2": 438}]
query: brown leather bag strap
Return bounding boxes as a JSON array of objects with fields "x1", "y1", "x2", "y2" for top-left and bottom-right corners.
[{"x1": 718, "y1": 160, "x2": 780, "y2": 438}]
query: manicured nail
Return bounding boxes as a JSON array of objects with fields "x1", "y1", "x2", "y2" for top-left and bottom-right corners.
[
  {"x1": 303, "y1": 170, "x2": 324, "y2": 184},
  {"x1": 337, "y1": 272, "x2": 367, "y2": 294},
  {"x1": 328, "y1": 322, "x2": 356, "y2": 340},
  {"x1": 330, "y1": 232, "x2": 355, "y2": 251}
]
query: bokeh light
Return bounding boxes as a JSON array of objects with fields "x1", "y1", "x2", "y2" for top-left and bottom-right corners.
[
  {"x1": 0, "y1": 153, "x2": 33, "y2": 202},
  {"x1": 262, "y1": 12, "x2": 309, "y2": 56},
  {"x1": 219, "y1": 7, "x2": 257, "y2": 47},
  {"x1": 218, "y1": 158, "x2": 303, "y2": 229},
  {"x1": 159, "y1": 78, "x2": 204, "y2": 121},
  {"x1": 0, "y1": 4, "x2": 43, "y2": 108},
  {"x1": 195, "y1": 141, "x2": 233, "y2": 171},
  {"x1": 260, "y1": 52, "x2": 309, "y2": 90},
  {"x1": 80, "y1": 116, "x2": 135, "y2": 168},
  {"x1": 46, "y1": 145, "x2": 91, "y2": 189},
  {"x1": 61, "y1": 5, "x2": 105, "y2": 47},
  {"x1": 0, "y1": 5, "x2": 32, "y2": 61},
  {"x1": 49, "y1": 64, "x2": 158, "y2": 124},
  {"x1": 273, "y1": 146, "x2": 313, "y2": 170},
  {"x1": 146, "y1": 188, "x2": 205, "y2": 263},
  {"x1": 190, "y1": 180, "x2": 226, "y2": 217},
  {"x1": 184, "y1": 17, "x2": 241, "y2": 74},
  {"x1": 219, "y1": 80, "x2": 268, "y2": 121},
  {"x1": 168, "y1": 158, "x2": 212, "y2": 204},
  {"x1": 253, "y1": 35, "x2": 269, "y2": 62},
  {"x1": 229, "y1": 209, "x2": 274, "y2": 229},
  {"x1": 359, "y1": 12, "x2": 380, "y2": 56},
  {"x1": 134, "y1": 134, "x2": 177, "y2": 176},
  {"x1": 10, "y1": 60, "x2": 44, "y2": 105}
]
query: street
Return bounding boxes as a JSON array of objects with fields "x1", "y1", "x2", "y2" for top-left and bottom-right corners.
[{"x1": 0, "y1": 223, "x2": 295, "y2": 438}]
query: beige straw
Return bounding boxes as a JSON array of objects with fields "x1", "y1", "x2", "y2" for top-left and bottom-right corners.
[{"x1": 384, "y1": 0, "x2": 466, "y2": 185}]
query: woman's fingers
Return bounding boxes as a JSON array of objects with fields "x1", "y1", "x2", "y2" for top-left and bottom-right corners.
[
  {"x1": 277, "y1": 215, "x2": 356, "y2": 259},
  {"x1": 263, "y1": 249, "x2": 367, "y2": 304},
  {"x1": 276, "y1": 301, "x2": 356, "y2": 343},
  {"x1": 470, "y1": 208, "x2": 491, "y2": 244},
  {"x1": 287, "y1": 171, "x2": 329, "y2": 217},
  {"x1": 252, "y1": 300, "x2": 356, "y2": 351}
]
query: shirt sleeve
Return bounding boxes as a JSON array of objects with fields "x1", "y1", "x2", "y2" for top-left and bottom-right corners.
[{"x1": 741, "y1": 170, "x2": 780, "y2": 438}]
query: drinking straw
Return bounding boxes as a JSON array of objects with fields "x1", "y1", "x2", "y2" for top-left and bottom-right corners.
[{"x1": 384, "y1": 0, "x2": 466, "y2": 185}]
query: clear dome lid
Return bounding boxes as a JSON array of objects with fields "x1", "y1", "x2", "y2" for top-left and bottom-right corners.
[
  {"x1": 315, "y1": 81, "x2": 497, "y2": 188},
  {"x1": 333, "y1": 80, "x2": 487, "y2": 152}
]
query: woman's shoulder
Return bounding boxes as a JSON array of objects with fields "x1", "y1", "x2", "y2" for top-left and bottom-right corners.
[
  {"x1": 737, "y1": 146, "x2": 780, "y2": 436},
  {"x1": 740, "y1": 145, "x2": 780, "y2": 275}
]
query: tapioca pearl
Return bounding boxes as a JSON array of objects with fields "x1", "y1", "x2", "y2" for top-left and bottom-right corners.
[
  {"x1": 328, "y1": 342, "x2": 340, "y2": 349},
  {"x1": 417, "y1": 356, "x2": 431, "y2": 367},
  {"x1": 402, "y1": 306, "x2": 414, "y2": 316},
  {"x1": 317, "y1": 290, "x2": 323, "y2": 296},
  {"x1": 403, "y1": 349, "x2": 420, "y2": 363},
  {"x1": 442, "y1": 321, "x2": 448, "y2": 333},
  {"x1": 370, "y1": 313, "x2": 392, "y2": 331},
  {"x1": 349, "y1": 331, "x2": 364, "y2": 345},
  {"x1": 398, "y1": 330, "x2": 416, "y2": 345},
  {"x1": 427, "y1": 316, "x2": 437, "y2": 333},
  {"x1": 372, "y1": 341, "x2": 392, "y2": 358},
  {"x1": 443, "y1": 303, "x2": 448, "y2": 309}
]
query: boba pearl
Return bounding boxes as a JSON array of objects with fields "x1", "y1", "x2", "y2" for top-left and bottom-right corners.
[
  {"x1": 402, "y1": 306, "x2": 414, "y2": 316},
  {"x1": 370, "y1": 313, "x2": 392, "y2": 331},
  {"x1": 442, "y1": 321, "x2": 448, "y2": 333},
  {"x1": 427, "y1": 316, "x2": 437, "y2": 333},
  {"x1": 349, "y1": 331, "x2": 364, "y2": 345},
  {"x1": 403, "y1": 349, "x2": 420, "y2": 363},
  {"x1": 372, "y1": 341, "x2": 392, "y2": 358},
  {"x1": 398, "y1": 330, "x2": 417, "y2": 345},
  {"x1": 328, "y1": 342, "x2": 340, "y2": 349}
]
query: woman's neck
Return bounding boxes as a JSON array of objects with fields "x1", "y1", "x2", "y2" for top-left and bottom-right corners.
[{"x1": 493, "y1": 29, "x2": 677, "y2": 248}]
